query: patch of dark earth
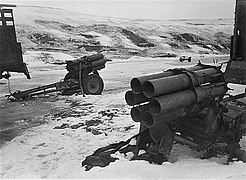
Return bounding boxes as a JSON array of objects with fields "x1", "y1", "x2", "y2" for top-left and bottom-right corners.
[
  {"x1": 53, "y1": 107, "x2": 131, "y2": 136},
  {"x1": 0, "y1": 96, "x2": 57, "y2": 147}
]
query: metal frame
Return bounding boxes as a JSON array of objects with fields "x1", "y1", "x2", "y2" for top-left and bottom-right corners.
[{"x1": 0, "y1": 4, "x2": 30, "y2": 79}]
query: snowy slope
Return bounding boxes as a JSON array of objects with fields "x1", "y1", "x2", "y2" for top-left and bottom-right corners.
[{"x1": 12, "y1": 5, "x2": 233, "y2": 59}]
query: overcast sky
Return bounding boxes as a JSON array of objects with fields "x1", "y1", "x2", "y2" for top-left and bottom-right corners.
[{"x1": 1, "y1": 0, "x2": 235, "y2": 20}]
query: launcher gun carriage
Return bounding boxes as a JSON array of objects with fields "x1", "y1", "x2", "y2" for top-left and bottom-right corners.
[{"x1": 8, "y1": 53, "x2": 109, "y2": 100}]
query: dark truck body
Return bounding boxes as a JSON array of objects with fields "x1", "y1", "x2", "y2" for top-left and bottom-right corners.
[
  {"x1": 0, "y1": 4, "x2": 30, "y2": 79},
  {"x1": 225, "y1": 0, "x2": 246, "y2": 85}
]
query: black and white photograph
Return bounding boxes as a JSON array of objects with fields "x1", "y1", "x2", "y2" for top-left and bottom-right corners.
[{"x1": 0, "y1": 0, "x2": 246, "y2": 179}]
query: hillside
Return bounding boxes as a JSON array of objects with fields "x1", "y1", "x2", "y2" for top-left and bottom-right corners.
[{"x1": 13, "y1": 5, "x2": 233, "y2": 59}]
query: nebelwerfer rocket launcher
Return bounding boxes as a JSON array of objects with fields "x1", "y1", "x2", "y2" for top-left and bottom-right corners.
[
  {"x1": 126, "y1": 63, "x2": 227, "y2": 127},
  {"x1": 125, "y1": 60, "x2": 245, "y2": 163}
]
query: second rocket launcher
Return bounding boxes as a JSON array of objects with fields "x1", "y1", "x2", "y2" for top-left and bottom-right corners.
[{"x1": 66, "y1": 54, "x2": 108, "y2": 74}]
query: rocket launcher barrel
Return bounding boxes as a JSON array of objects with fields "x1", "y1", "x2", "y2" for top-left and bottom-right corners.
[
  {"x1": 143, "y1": 67, "x2": 222, "y2": 98},
  {"x1": 87, "y1": 53, "x2": 104, "y2": 61},
  {"x1": 142, "y1": 108, "x2": 185, "y2": 128},
  {"x1": 130, "y1": 104, "x2": 149, "y2": 122},
  {"x1": 125, "y1": 90, "x2": 150, "y2": 106},
  {"x1": 75, "y1": 53, "x2": 104, "y2": 63},
  {"x1": 91, "y1": 59, "x2": 107, "y2": 68},
  {"x1": 130, "y1": 64, "x2": 211, "y2": 94},
  {"x1": 66, "y1": 53, "x2": 107, "y2": 72},
  {"x1": 149, "y1": 82, "x2": 227, "y2": 115}
]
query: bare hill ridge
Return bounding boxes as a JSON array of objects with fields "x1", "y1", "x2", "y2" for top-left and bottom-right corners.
[{"x1": 14, "y1": 5, "x2": 233, "y2": 58}]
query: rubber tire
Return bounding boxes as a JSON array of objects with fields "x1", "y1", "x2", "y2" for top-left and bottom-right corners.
[{"x1": 82, "y1": 74, "x2": 104, "y2": 95}]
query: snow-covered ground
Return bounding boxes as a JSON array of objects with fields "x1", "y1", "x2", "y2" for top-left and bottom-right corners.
[
  {"x1": 0, "y1": 4, "x2": 245, "y2": 179},
  {"x1": 0, "y1": 50, "x2": 245, "y2": 179}
]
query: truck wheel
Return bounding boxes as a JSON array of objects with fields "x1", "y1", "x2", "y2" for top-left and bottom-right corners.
[{"x1": 82, "y1": 74, "x2": 104, "y2": 95}]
